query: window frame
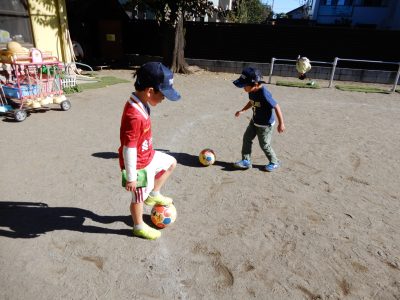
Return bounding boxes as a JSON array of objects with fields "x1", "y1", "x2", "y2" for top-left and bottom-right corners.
[{"x1": 0, "y1": 1, "x2": 34, "y2": 49}]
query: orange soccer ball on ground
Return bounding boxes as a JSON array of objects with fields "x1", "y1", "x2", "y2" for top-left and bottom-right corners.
[{"x1": 199, "y1": 148, "x2": 216, "y2": 166}]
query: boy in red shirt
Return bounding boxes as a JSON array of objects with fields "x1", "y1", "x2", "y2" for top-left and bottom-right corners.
[{"x1": 119, "y1": 62, "x2": 180, "y2": 240}]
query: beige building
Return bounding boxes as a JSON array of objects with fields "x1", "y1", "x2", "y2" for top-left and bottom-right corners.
[{"x1": 0, "y1": 0, "x2": 73, "y2": 63}]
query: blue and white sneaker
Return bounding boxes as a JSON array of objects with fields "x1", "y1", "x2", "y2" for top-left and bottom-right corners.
[
  {"x1": 265, "y1": 161, "x2": 280, "y2": 172},
  {"x1": 233, "y1": 159, "x2": 252, "y2": 169}
]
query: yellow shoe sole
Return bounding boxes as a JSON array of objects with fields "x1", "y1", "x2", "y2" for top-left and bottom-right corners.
[
  {"x1": 144, "y1": 194, "x2": 173, "y2": 206},
  {"x1": 133, "y1": 225, "x2": 161, "y2": 240}
]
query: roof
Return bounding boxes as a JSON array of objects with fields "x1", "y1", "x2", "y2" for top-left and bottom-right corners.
[{"x1": 286, "y1": 5, "x2": 306, "y2": 15}]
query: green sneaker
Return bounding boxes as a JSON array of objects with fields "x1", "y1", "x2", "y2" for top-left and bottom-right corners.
[
  {"x1": 133, "y1": 223, "x2": 161, "y2": 240},
  {"x1": 144, "y1": 193, "x2": 173, "y2": 206}
]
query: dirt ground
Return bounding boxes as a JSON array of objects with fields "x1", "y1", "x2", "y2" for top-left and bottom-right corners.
[{"x1": 1, "y1": 69, "x2": 399, "y2": 299}]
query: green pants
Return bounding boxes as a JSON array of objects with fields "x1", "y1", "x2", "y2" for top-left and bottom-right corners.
[{"x1": 241, "y1": 121, "x2": 278, "y2": 164}]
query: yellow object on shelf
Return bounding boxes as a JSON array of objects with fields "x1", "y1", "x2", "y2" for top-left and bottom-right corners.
[
  {"x1": 0, "y1": 41, "x2": 56, "y2": 64},
  {"x1": 25, "y1": 99, "x2": 33, "y2": 107},
  {"x1": 53, "y1": 96, "x2": 63, "y2": 104},
  {"x1": 0, "y1": 41, "x2": 30, "y2": 63},
  {"x1": 40, "y1": 96, "x2": 52, "y2": 106},
  {"x1": 32, "y1": 101, "x2": 41, "y2": 108}
]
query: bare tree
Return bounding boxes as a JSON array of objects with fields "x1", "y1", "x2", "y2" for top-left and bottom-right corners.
[{"x1": 132, "y1": 0, "x2": 215, "y2": 73}]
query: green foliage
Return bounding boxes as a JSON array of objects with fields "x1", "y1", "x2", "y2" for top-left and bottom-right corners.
[
  {"x1": 131, "y1": 0, "x2": 215, "y2": 26},
  {"x1": 123, "y1": 1, "x2": 219, "y2": 72},
  {"x1": 63, "y1": 85, "x2": 82, "y2": 94},
  {"x1": 276, "y1": 81, "x2": 320, "y2": 89},
  {"x1": 227, "y1": 0, "x2": 272, "y2": 24},
  {"x1": 335, "y1": 85, "x2": 391, "y2": 94}
]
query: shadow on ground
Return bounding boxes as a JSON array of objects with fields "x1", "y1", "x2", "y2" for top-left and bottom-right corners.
[
  {"x1": 91, "y1": 150, "x2": 266, "y2": 171},
  {"x1": 157, "y1": 149, "x2": 247, "y2": 171},
  {"x1": 165, "y1": 150, "x2": 266, "y2": 171},
  {"x1": 0, "y1": 201, "x2": 138, "y2": 239},
  {"x1": 92, "y1": 152, "x2": 119, "y2": 159}
]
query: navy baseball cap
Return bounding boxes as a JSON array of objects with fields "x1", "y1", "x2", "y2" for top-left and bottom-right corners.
[
  {"x1": 233, "y1": 67, "x2": 266, "y2": 88},
  {"x1": 135, "y1": 62, "x2": 181, "y2": 101}
]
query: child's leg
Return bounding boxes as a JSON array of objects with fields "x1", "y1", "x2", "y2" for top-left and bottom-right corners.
[
  {"x1": 144, "y1": 151, "x2": 176, "y2": 205},
  {"x1": 130, "y1": 195, "x2": 161, "y2": 240},
  {"x1": 130, "y1": 202, "x2": 143, "y2": 225},
  {"x1": 241, "y1": 122, "x2": 257, "y2": 161},
  {"x1": 153, "y1": 158, "x2": 176, "y2": 192},
  {"x1": 257, "y1": 125, "x2": 278, "y2": 164}
]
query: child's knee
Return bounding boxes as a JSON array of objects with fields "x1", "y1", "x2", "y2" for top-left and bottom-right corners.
[{"x1": 169, "y1": 158, "x2": 177, "y2": 171}]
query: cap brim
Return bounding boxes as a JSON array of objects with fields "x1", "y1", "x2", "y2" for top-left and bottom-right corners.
[
  {"x1": 233, "y1": 79, "x2": 247, "y2": 88},
  {"x1": 160, "y1": 87, "x2": 181, "y2": 101}
]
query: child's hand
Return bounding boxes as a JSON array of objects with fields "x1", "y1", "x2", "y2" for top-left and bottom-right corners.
[
  {"x1": 125, "y1": 181, "x2": 137, "y2": 191},
  {"x1": 277, "y1": 123, "x2": 285, "y2": 133},
  {"x1": 235, "y1": 111, "x2": 242, "y2": 117}
]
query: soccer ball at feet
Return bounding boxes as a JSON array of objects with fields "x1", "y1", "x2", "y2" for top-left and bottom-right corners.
[{"x1": 151, "y1": 204, "x2": 177, "y2": 228}]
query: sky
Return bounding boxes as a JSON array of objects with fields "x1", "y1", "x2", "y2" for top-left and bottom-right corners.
[{"x1": 262, "y1": 0, "x2": 302, "y2": 14}]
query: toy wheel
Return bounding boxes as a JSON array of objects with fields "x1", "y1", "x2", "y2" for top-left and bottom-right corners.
[
  {"x1": 14, "y1": 109, "x2": 27, "y2": 122},
  {"x1": 60, "y1": 100, "x2": 71, "y2": 111}
]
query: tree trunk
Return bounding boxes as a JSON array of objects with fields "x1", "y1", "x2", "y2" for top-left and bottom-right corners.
[
  {"x1": 170, "y1": 16, "x2": 190, "y2": 74},
  {"x1": 161, "y1": 13, "x2": 191, "y2": 74}
]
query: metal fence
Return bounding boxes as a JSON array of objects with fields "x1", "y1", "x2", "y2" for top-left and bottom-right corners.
[{"x1": 269, "y1": 57, "x2": 400, "y2": 93}]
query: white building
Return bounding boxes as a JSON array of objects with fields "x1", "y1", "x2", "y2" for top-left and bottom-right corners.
[
  {"x1": 311, "y1": 0, "x2": 400, "y2": 30},
  {"x1": 204, "y1": 0, "x2": 234, "y2": 22}
]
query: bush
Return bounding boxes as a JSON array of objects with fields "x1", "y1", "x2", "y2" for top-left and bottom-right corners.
[{"x1": 63, "y1": 85, "x2": 82, "y2": 94}]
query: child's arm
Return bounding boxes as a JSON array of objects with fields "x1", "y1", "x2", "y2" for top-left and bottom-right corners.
[
  {"x1": 235, "y1": 101, "x2": 252, "y2": 117},
  {"x1": 123, "y1": 146, "x2": 137, "y2": 191},
  {"x1": 274, "y1": 104, "x2": 285, "y2": 133}
]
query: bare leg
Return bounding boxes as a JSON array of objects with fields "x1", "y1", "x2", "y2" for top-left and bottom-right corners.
[
  {"x1": 130, "y1": 201, "x2": 161, "y2": 239},
  {"x1": 130, "y1": 202, "x2": 143, "y2": 225},
  {"x1": 152, "y1": 158, "x2": 176, "y2": 192}
]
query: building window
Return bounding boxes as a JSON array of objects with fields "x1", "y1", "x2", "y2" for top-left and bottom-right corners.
[
  {"x1": 363, "y1": 0, "x2": 384, "y2": 6},
  {"x1": 338, "y1": 0, "x2": 353, "y2": 5},
  {"x1": 323, "y1": 0, "x2": 353, "y2": 5},
  {"x1": 0, "y1": 0, "x2": 34, "y2": 47}
]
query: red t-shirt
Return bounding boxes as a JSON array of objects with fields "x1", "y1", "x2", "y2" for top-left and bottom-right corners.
[{"x1": 118, "y1": 95, "x2": 155, "y2": 170}]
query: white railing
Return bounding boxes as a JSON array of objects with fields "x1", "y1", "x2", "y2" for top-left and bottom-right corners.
[
  {"x1": 330, "y1": 58, "x2": 400, "y2": 92},
  {"x1": 269, "y1": 57, "x2": 400, "y2": 93}
]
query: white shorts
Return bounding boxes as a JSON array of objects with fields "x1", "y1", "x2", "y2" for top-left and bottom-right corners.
[{"x1": 131, "y1": 151, "x2": 176, "y2": 203}]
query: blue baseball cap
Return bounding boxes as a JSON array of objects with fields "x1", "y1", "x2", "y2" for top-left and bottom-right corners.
[
  {"x1": 233, "y1": 67, "x2": 266, "y2": 88},
  {"x1": 135, "y1": 62, "x2": 181, "y2": 101}
]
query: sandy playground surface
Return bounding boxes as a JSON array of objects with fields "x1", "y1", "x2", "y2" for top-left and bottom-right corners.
[{"x1": 1, "y1": 69, "x2": 400, "y2": 299}]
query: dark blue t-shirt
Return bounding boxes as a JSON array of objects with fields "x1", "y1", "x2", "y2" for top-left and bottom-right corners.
[{"x1": 248, "y1": 86, "x2": 277, "y2": 126}]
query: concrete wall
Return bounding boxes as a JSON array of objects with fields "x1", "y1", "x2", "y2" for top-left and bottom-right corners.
[
  {"x1": 185, "y1": 58, "x2": 400, "y2": 85},
  {"x1": 28, "y1": 0, "x2": 72, "y2": 62},
  {"x1": 126, "y1": 54, "x2": 399, "y2": 85}
]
